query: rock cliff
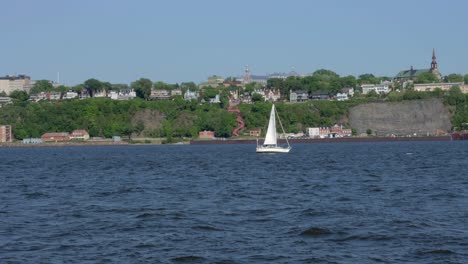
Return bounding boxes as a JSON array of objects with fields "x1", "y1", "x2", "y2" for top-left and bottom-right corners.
[{"x1": 349, "y1": 99, "x2": 452, "y2": 136}]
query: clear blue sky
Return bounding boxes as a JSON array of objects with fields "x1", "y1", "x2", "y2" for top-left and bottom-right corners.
[{"x1": 1, "y1": 0, "x2": 467, "y2": 85}]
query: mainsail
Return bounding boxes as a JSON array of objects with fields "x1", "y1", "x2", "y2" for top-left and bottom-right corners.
[{"x1": 263, "y1": 104, "x2": 277, "y2": 145}]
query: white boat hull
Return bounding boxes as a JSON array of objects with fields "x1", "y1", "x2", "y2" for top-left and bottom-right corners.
[{"x1": 256, "y1": 146, "x2": 291, "y2": 153}]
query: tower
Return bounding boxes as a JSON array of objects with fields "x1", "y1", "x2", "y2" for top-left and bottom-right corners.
[
  {"x1": 431, "y1": 48, "x2": 438, "y2": 71},
  {"x1": 243, "y1": 65, "x2": 251, "y2": 85},
  {"x1": 430, "y1": 48, "x2": 442, "y2": 80}
]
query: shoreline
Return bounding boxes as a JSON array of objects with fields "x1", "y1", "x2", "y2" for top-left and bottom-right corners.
[{"x1": 0, "y1": 135, "x2": 461, "y2": 148}]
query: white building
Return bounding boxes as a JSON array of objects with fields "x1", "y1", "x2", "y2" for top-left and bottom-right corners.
[
  {"x1": 184, "y1": 90, "x2": 198, "y2": 101},
  {"x1": 361, "y1": 82, "x2": 390, "y2": 95},
  {"x1": 336, "y1": 93, "x2": 349, "y2": 101},
  {"x1": 0, "y1": 74, "x2": 32, "y2": 95},
  {"x1": 307, "y1": 127, "x2": 320, "y2": 138}
]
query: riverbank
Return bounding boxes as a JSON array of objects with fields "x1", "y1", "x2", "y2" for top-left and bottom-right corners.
[
  {"x1": 191, "y1": 135, "x2": 454, "y2": 145},
  {"x1": 1, "y1": 135, "x2": 462, "y2": 148}
]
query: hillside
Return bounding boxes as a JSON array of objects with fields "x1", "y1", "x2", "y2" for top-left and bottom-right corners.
[{"x1": 349, "y1": 98, "x2": 452, "y2": 136}]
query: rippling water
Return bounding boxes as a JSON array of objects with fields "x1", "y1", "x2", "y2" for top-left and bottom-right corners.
[{"x1": 1, "y1": 141, "x2": 467, "y2": 263}]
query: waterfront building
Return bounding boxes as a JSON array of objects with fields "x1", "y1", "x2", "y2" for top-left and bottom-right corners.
[
  {"x1": 0, "y1": 125, "x2": 13, "y2": 143},
  {"x1": 41, "y1": 132, "x2": 70, "y2": 142},
  {"x1": 199, "y1": 130, "x2": 215, "y2": 139},
  {"x1": 249, "y1": 128, "x2": 262, "y2": 137},
  {"x1": 70, "y1": 129, "x2": 90, "y2": 140},
  {"x1": 394, "y1": 49, "x2": 442, "y2": 81},
  {"x1": 22, "y1": 138, "x2": 43, "y2": 144},
  {"x1": 307, "y1": 127, "x2": 320, "y2": 138}
]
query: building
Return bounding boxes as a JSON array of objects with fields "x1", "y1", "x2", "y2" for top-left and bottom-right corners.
[
  {"x1": 414, "y1": 82, "x2": 468, "y2": 93},
  {"x1": 209, "y1": 94, "x2": 221, "y2": 103},
  {"x1": 306, "y1": 127, "x2": 320, "y2": 138},
  {"x1": 264, "y1": 89, "x2": 281, "y2": 102},
  {"x1": 361, "y1": 81, "x2": 390, "y2": 95},
  {"x1": 311, "y1": 92, "x2": 330, "y2": 101},
  {"x1": 63, "y1": 91, "x2": 78, "y2": 99},
  {"x1": 171, "y1": 88, "x2": 182, "y2": 96},
  {"x1": 249, "y1": 128, "x2": 262, "y2": 137},
  {"x1": 22, "y1": 138, "x2": 43, "y2": 144},
  {"x1": 41, "y1": 132, "x2": 70, "y2": 142},
  {"x1": 0, "y1": 125, "x2": 13, "y2": 143},
  {"x1": 0, "y1": 74, "x2": 32, "y2": 95},
  {"x1": 150, "y1": 89, "x2": 171, "y2": 100},
  {"x1": 290, "y1": 90, "x2": 308, "y2": 103},
  {"x1": 184, "y1": 90, "x2": 198, "y2": 101},
  {"x1": 70, "y1": 129, "x2": 90, "y2": 140},
  {"x1": 199, "y1": 75, "x2": 224, "y2": 88},
  {"x1": 199, "y1": 130, "x2": 215, "y2": 139},
  {"x1": 394, "y1": 49, "x2": 442, "y2": 81},
  {"x1": 336, "y1": 93, "x2": 349, "y2": 101}
]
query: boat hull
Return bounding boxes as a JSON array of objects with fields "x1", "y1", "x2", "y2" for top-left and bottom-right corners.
[{"x1": 256, "y1": 146, "x2": 291, "y2": 153}]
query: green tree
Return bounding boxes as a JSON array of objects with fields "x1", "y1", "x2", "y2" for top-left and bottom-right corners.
[
  {"x1": 464, "y1": 74, "x2": 468, "y2": 84},
  {"x1": 366, "y1": 128, "x2": 372, "y2": 135},
  {"x1": 251, "y1": 93, "x2": 263, "y2": 103},
  {"x1": 414, "y1": 72, "x2": 438, "y2": 84},
  {"x1": 131, "y1": 78, "x2": 153, "y2": 100},
  {"x1": 445, "y1": 73, "x2": 463, "y2": 83},
  {"x1": 84, "y1": 78, "x2": 103, "y2": 97},
  {"x1": 31, "y1": 80, "x2": 53, "y2": 94},
  {"x1": 9, "y1": 90, "x2": 30, "y2": 102},
  {"x1": 358, "y1": 74, "x2": 379, "y2": 84}
]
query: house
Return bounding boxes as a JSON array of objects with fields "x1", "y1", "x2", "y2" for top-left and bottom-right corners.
[
  {"x1": 0, "y1": 97, "x2": 12, "y2": 106},
  {"x1": 336, "y1": 93, "x2": 349, "y2": 101},
  {"x1": 306, "y1": 127, "x2": 320, "y2": 138},
  {"x1": 330, "y1": 124, "x2": 352, "y2": 137},
  {"x1": 264, "y1": 89, "x2": 281, "y2": 102},
  {"x1": 394, "y1": 49, "x2": 442, "y2": 81},
  {"x1": 41, "y1": 132, "x2": 70, "y2": 142},
  {"x1": 361, "y1": 81, "x2": 390, "y2": 95},
  {"x1": 199, "y1": 130, "x2": 215, "y2": 139},
  {"x1": 150, "y1": 89, "x2": 171, "y2": 100},
  {"x1": 109, "y1": 89, "x2": 137, "y2": 100},
  {"x1": 311, "y1": 92, "x2": 330, "y2": 101},
  {"x1": 171, "y1": 88, "x2": 182, "y2": 96},
  {"x1": 70, "y1": 129, "x2": 90, "y2": 140},
  {"x1": 93, "y1": 90, "x2": 107, "y2": 98},
  {"x1": 63, "y1": 91, "x2": 78, "y2": 99},
  {"x1": 341, "y1": 87, "x2": 354, "y2": 97},
  {"x1": 290, "y1": 90, "x2": 309, "y2": 103},
  {"x1": 209, "y1": 94, "x2": 221, "y2": 104},
  {"x1": 0, "y1": 125, "x2": 13, "y2": 142},
  {"x1": 249, "y1": 128, "x2": 262, "y2": 137},
  {"x1": 184, "y1": 90, "x2": 198, "y2": 101},
  {"x1": 319, "y1": 127, "x2": 330, "y2": 138}
]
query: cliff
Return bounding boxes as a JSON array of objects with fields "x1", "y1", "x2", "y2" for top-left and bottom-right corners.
[{"x1": 349, "y1": 98, "x2": 452, "y2": 136}]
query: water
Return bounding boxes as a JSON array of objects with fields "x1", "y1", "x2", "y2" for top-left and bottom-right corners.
[{"x1": 1, "y1": 141, "x2": 467, "y2": 263}]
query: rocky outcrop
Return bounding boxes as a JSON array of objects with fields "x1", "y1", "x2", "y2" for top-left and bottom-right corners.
[{"x1": 349, "y1": 98, "x2": 452, "y2": 136}]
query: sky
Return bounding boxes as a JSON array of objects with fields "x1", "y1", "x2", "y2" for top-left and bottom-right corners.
[{"x1": 1, "y1": 0, "x2": 467, "y2": 85}]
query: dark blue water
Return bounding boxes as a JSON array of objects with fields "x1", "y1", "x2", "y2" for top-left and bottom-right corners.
[{"x1": 1, "y1": 141, "x2": 467, "y2": 263}]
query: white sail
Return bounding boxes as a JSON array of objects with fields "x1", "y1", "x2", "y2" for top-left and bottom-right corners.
[
  {"x1": 263, "y1": 104, "x2": 277, "y2": 145},
  {"x1": 256, "y1": 104, "x2": 291, "y2": 153}
]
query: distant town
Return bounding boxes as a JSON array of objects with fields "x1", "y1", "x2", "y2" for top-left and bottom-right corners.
[{"x1": 1, "y1": 49, "x2": 468, "y2": 144}]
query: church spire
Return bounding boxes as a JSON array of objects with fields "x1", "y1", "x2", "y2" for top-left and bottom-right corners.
[{"x1": 431, "y1": 48, "x2": 438, "y2": 70}]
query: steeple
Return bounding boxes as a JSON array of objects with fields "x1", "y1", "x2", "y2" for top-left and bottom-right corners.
[{"x1": 431, "y1": 48, "x2": 438, "y2": 70}]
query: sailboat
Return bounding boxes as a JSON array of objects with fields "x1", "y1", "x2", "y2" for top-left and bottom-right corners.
[{"x1": 256, "y1": 104, "x2": 291, "y2": 153}]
